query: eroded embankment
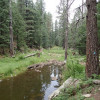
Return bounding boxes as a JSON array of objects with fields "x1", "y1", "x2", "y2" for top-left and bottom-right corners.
[{"x1": 28, "y1": 60, "x2": 66, "y2": 70}]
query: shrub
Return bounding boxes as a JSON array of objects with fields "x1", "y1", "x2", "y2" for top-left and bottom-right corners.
[{"x1": 64, "y1": 60, "x2": 85, "y2": 80}]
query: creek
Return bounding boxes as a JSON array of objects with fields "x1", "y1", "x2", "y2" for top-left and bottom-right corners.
[{"x1": 0, "y1": 65, "x2": 63, "y2": 100}]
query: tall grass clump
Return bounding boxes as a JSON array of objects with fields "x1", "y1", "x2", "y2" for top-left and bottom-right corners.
[
  {"x1": 64, "y1": 60, "x2": 85, "y2": 80},
  {"x1": 18, "y1": 55, "x2": 25, "y2": 60},
  {"x1": 4, "y1": 68, "x2": 13, "y2": 76}
]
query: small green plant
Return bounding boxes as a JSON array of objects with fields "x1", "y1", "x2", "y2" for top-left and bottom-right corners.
[
  {"x1": 76, "y1": 94, "x2": 85, "y2": 100},
  {"x1": 4, "y1": 68, "x2": 13, "y2": 76},
  {"x1": 18, "y1": 55, "x2": 25, "y2": 60},
  {"x1": 92, "y1": 74, "x2": 100, "y2": 79}
]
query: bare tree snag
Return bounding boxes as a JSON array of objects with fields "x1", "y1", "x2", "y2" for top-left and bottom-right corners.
[
  {"x1": 9, "y1": 0, "x2": 14, "y2": 57},
  {"x1": 65, "y1": 0, "x2": 69, "y2": 61},
  {"x1": 64, "y1": 0, "x2": 75, "y2": 61},
  {"x1": 82, "y1": 0, "x2": 84, "y2": 18},
  {"x1": 86, "y1": 0, "x2": 99, "y2": 77}
]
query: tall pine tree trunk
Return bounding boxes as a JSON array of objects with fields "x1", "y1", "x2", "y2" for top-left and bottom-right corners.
[
  {"x1": 9, "y1": 0, "x2": 14, "y2": 56},
  {"x1": 86, "y1": 0, "x2": 99, "y2": 77}
]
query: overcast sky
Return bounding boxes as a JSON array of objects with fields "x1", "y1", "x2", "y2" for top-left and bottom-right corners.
[
  {"x1": 34, "y1": 0, "x2": 85, "y2": 22},
  {"x1": 44, "y1": 0, "x2": 86, "y2": 22}
]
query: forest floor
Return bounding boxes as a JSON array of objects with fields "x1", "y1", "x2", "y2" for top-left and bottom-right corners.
[
  {"x1": 53, "y1": 58, "x2": 100, "y2": 100},
  {"x1": 53, "y1": 79, "x2": 100, "y2": 100}
]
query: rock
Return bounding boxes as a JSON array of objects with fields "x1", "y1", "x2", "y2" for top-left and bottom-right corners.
[
  {"x1": 49, "y1": 66, "x2": 51, "y2": 68},
  {"x1": 0, "y1": 80, "x2": 2, "y2": 82},
  {"x1": 35, "y1": 69, "x2": 41, "y2": 73},
  {"x1": 64, "y1": 60, "x2": 66, "y2": 63},
  {"x1": 48, "y1": 77, "x2": 81, "y2": 100},
  {"x1": 54, "y1": 85, "x2": 59, "y2": 88},
  {"x1": 82, "y1": 94, "x2": 91, "y2": 98},
  {"x1": 59, "y1": 74, "x2": 62, "y2": 78},
  {"x1": 98, "y1": 88, "x2": 100, "y2": 91},
  {"x1": 51, "y1": 77, "x2": 58, "y2": 81},
  {"x1": 93, "y1": 80, "x2": 100, "y2": 84}
]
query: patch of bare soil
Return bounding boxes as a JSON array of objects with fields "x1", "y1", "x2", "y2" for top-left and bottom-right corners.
[
  {"x1": 82, "y1": 84, "x2": 100, "y2": 100},
  {"x1": 90, "y1": 85, "x2": 100, "y2": 100},
  {"x1": 0, "y1": 55, "x2": 4, "y2": 59},
  {"x1": 68, "y1": 82, "x2": 100, "y2": 100}
]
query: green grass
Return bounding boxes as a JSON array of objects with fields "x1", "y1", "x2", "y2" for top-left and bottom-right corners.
[
  {"x1": 0, "y1": 46, "x2": 86, "y2": 81},
  {"x1": 0, "y1": 47, "x2": 65, "y2": 79}
]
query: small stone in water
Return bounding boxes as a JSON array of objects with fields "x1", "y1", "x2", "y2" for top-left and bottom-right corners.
[
  {"x1": 0, "y1": 80, "x2": 2, "y2": 82},
  {"x1": 35, "y1": 69, "x2": 41, "y2": 72},
  {"x1": 51, "y1": 77, "x2": 57, "y2": 81}
]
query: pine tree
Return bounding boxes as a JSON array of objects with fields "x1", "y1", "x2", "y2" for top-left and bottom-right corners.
[
  {"x1": 12, "y1": 2, "x2": 26, "y2": 51},
  {"x1": 9, "y1": 0, "x2": 15, "y2": 56},
  {"x1": 86, "y1": 0, "x2": 99, "y2": 77},
  {"x1": 0, "y1": 0, "x2": 9, "y2": 54},
  {"x1": 97, "y1": 2, "x2": 100, "y2": 51}
]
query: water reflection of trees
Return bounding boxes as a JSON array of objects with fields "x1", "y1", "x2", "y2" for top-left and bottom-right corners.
[{"x1": 0, "y1": 65, "x2": 62, "y2": 100}]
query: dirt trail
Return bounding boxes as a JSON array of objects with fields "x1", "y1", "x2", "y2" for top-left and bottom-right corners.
[{"x1": 90, "y1": 86, "x2": 100, "y2": 100}]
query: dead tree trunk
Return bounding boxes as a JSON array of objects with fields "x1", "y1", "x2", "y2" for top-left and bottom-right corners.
[
  {"x1": 9, "y1": 0, "x2": 14, "y2": 57},
  {"x1": 82, "y1": 0, "x2": 84, "y2": 18},
  {"x1": 86, "y1": 0, "x2": 99, "y2": 77},
  {"x1": 65, "y1": 0, "x2": 69, "y2": 61},
  {"x1": 64, "y1": 0, "x2": 75, "y2": 61}
]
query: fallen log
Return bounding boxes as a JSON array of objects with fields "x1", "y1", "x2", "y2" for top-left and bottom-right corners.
[
  {"x1": 24, "y1": 53, "x2": 37, "y2": 58},
  {"x1": 48, "y1": 77, "x2": 81, "y2": 100},
  {"x1": 27, "y1": 60, "x2": 66, "y2": 70}
]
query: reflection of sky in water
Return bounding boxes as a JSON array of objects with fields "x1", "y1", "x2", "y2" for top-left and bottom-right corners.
[
  {"x1": 44, "y1": 81, "x2": 59, "y2": 100},
  {"x1": 0, "y1": 65, "x2": 62, "y2": 100},
  {"x1": 43, "y1": 66, "x2": 59, "y2": 100}
]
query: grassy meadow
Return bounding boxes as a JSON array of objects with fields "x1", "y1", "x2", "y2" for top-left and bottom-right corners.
[
  {"x1": 0, "y1": 47, "x2": 65, "y2": 79},
  {"x1": 0, "y1": 47, "x2": 86, "y2": 81}
]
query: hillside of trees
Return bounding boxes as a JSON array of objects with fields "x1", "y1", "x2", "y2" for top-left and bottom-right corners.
[{"x1": 0, "y1": 0, "x2": 58, "y2": 56}]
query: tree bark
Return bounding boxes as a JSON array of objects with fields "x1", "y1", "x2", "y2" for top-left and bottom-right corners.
[
  {"x1": 86, "y1": 0, "x2": 99, "y2": 77},
  {"x1": 9, "y1": 0, "x2": 14, "y2": 57},
  {"x1": 65, "y1": 0, "x2": 69, "y2": 61}
]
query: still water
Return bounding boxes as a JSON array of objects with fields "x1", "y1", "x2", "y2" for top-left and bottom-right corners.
[{"x1": 0, "y1": 65, "x2": 62, "y2": 100}]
